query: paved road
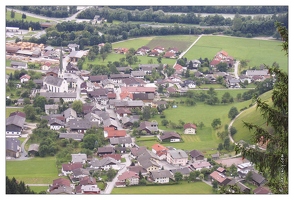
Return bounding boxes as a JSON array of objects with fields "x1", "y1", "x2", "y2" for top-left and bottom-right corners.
[
  {"x1": 234, "y1": 60, "x2": 240, "y2": 79},
  {"x1": 102, "y1": 153, "x2": 132, "y2": 194}
]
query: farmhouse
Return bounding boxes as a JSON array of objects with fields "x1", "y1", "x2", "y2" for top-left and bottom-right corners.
[
  {"x1": 158, "y1": 131, "x2": 181, "y2": 143},
  {"x1": 10, "y1": 61, "x2": 27, "y2": 69},
  {"x1": 150, "y1": 170, "x2": 173, "y2": 184},
  {"x1": 6, "y1": 138, "x2": 21, "y2": 158},
  {"x1": 209, "y1": 171, "x2": 231, "y2": 186},
  {"x1": 183, "y1": 123, "x2": 197, "y2": 134},
  {"x1": 28, "y1": 144, "x2": 39, "y2": 156},
  {"x1": 190, "y1": 150, "x2": 205, "y2": 161},
  {"x1": 6, "y1": 114, "x2": 26, "y2": 136},
  {"x1": 116, "y1": 171, "x2": 140, "y2": 187}
]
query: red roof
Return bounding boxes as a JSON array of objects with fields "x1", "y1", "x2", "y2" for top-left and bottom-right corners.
[
  {"x1": 183, "y1": 123, "x2": 197, "y2": 130},
  {"x1": 210, "y1": 171, "x2": 228, "y2": 184},
  {"x1": 120, "y1": 91, "x2": 133, "y2": 100},
  {"x1": 217, "y1": 167, "x2": 226, "y2": 173},
  {"x1": 117, "y1": 171, "x2": 139, "y2": 181},
  {"x1": 173, "y1": 64, "x2": 183, "y2": 71},
  {"x1": 164, "y1": 52, "x2": 176, "y2": 58},
  {"x1": 52, "y1": 178, "x2": 71, "y2": 187},
  {"x1": 107, "y1": 92, "x2": 116, "y2": 99},
  {"x1": 106, "y1": 130, "x2": 127, "y2": 138},
  {"x1": 62, "y1": 163, "x2": 83, "y2": 171},
  {"x1": 219, "y1": 50, "x2": 228, "y2": 57},
  {"x1": 20, "y1": 74, "x2": 31, "y2": 80},
  {"x1": 210, "y1": 59, "x2": 221, "y2": 66},
  {"x1": 152, "y1": 143, "x2": 168, "y2": 153}
]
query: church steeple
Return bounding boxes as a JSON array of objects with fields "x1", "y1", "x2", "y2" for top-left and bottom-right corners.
[{"x1": 59, "y1": 47, "x2": 63, "y2": 78}]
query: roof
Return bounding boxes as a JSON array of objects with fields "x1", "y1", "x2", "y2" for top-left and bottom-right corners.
[
  {"x1": 251, "y1": 171, "x2": 266, "y2": 184},
  {"x1": 39, "y1": 92, "x2": 77, "y2": 99},
  {"x1": 79, "y1": 176, "x2": 97, "y2": 185},
  {"x1": 121, "y1": 86, "x2": 156, "y2": 93},
  {"x1": 46, "y1": 66, "x2": 59, "y2": 74},
  {"x1": 48, "y1": 118, "x2": 65, "y2": 126},
  {"x1": 110, "y1": 74, "x2": 130, "y2": 79},
  {"x1": 217, "y1": 167, "x2": 226, "y2": 173},
  {"x1": 131, "y1": 70, "x2": 146, "y2": 77},
  {"x1": 69, "y1": 51, "x2": 84, "y2": 58},
  {"x1": 28, "y1": 144, "x2": 39, "y2": 152},
  {"x1": 246, "y1": 69, "x2": 269, "y2": 76},
  {"x1": 118, "y1": 171, "x2": 139, "y2": 181},
  {"x1": 71, "y1": 153, "x2": 87, "y2": 163},
  {"x1": 190, "y1": 150, "x2": 204, "y2": 158},
  {"x1": 150, "y1": 170, "x2": 173, "y2": 179},
  {"x1": 20, "y1": 74, "x2": 31, "y2": 80},
  {"x1": 127, "y1": 166, "x2": 148, "y2": 174},
  {"x1": 90, "y1": 157, "x2": 118, "y2": 167},
  {"x1": 6, "y1": 115, "x2": 25, "y2": 128},
  {"x1": 89, "y1": 75, "x2": 108, "y2": 82},
  {"x1": 227, "y1": 179, "x2": 251, "y2": 193},
  {"x1": 102, "y1": 154, "x2": 122, "y2": 161},
  {"x1": 191, "y1": 161, "x2": 211, "y2": 169},
  {"x1": 63, "y1": 108, "x2": 77, "y2": 119},
  {"x1": 130, "y1": 146, "x2": 147, "y2": 157},
  {"x1": 45, "y1": 104, "x2": 59, "y2": 110},
  {"x1": 160, "y1": 131, "x2": 181, "y2": 140},
  {"x1": 132, "y1": 93, "x2": 155, "y2": 101},
  {"x1": 210, "y1": 171, "x2": 229, "y2": 184},
  {"x1": 138, "y1": 121, "x2": 158, "y2": 132},
  {"x1": 59, "y1": 133, "x2": 84, "y2": 140},
  {"x1": 152, "y1": 144, "x2": 168, "y2": 153},
  {"x1": 44, "y1": 76, "x2": 65, "y2": 87},
  {"x1": 97, "y1": 147, "x2": 115, "y2": 154},
  {"x1": 168, "y1": 149, "x2": 188, "y2": 159},
  {"x1": 183, "y1": 123, "x2": 197, "y2": 130},
  {"x1": 253, "y1": 186, "x2": 271, "y2": 194},
  {"x1": 11, "y1": 61, "x2": 26, "y2": 66},
  {"x1": 109, "y1": 137, "x2": 132, "y2": 145},
  {"x1": 9, "y1": 111, "x2": 26, "y2": 118},
  {"x1": 62, "y1": 163, "x2": 83, "y2": 171},
  {"x1": 6, "y1": 138, "x2": 20, "y2": 152},
  {"x1": 68, "y1": 119, "x2": 91, "y2": 130},
  {"x1": 106, "y1": 129, "x2": 127, "y2": 138},
  {"x1": 170, "y1": 167, "x2": 191, "y2": 175},
  {"x1": 72, "y1": 168, "x2": 90, "y2": 177},
  {"x1": 122, "y1": 77, "x2": 146, "y2": 86}
]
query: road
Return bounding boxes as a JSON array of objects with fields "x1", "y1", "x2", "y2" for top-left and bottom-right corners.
[
  {"x1": 102, "y1": 153, "x2": 132, "y2": 194},
  {"x1": 234, "y1": 60, "x2": 240, "y2": 79}
]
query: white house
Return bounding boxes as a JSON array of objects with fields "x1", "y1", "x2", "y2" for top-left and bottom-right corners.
[
  {"x1": 183, "y1": 123, "x2": 197, "y2": 134},
  {"x1": 20, "y1": 74, "x2": 31, "y2": 83},
  {"x1": 166, "y1": 149, "x2": 188, "y2": 166},
  {"x1": 43, "y1": 76, "x2": 68, "y2": 93},
  {"x1": 117, "y1": 171, "x2": 140, "y2": 187},
  {"x1": 48, "y1": 118, "x2": 65, "y2": 130},
  {"x1": 150, "y1": 170, "x2": 173, "y2": 184}
]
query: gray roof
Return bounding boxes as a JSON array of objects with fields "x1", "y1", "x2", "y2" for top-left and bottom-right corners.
[
  {"x1": 68, "y1": 119, "x2": 91, "y2": 130},
  {"x1": 28, "y1": 144, "x2": 39, "y2": 152},
  {"x1": 90, "y1": 157, "x2": 118, "y2": 168},
  {"x1": 69, "y1": 51, "x2": 84, "y2": 58},
  {"x1": 110, "y1": 137, "x2": 132, "y2": 145},
  {"x1": 48, "y1": 118, "x2": 65, "y2": 126},
  {"x1": 133, "y1": 93, "x2": 154, "y2": 101},
  {"x1": 227, "y1": 179, "x2": 250, "y2": 192},
  {"x1": 246, "y1": 69, "x2": 268, "y2": 76},
  {"x1": 131, "y1": 70, "x2": 145, "y2": 77},
  {"x1": 59, "y1": 133, "x2": 84, "y2": 140},
  {"x1": 170, "y1": 167, "x2": 191, "y2": 175},
  {"x1": 110, "y1": 74, "x2": 130, "y2": 79},
  {"x1": 168, "y1": 150, "x2": 188, "y2": 159},
  {"x1": 40, "y1": 92, "x2": 77, "y2": 99},
  {"x1": 150, "y1": 170, "x2": 173, "y2": 179},
  {"x1": 46, "y1": 66, "x2": 59, "y2": 74},
  {"x1": 251, "y1": 171, "x2": 266, "y2": 185},
  {"x1": 44, "y1": 76, "x2": 65, "y2": 87},
  {"x1": 6, "y1": 115, "x2": 25, "y2": 128},
  {"x1": 138, "y1": 121, "x2": 158, "y2": 132},
  {"x1": 11, "y1": 61, "x2": 27, "y2": 66},
  {"x1": 6, "y1": 138, "x2": 20, "y2": 152},
  {"x1": 72, "y1": 168, "x2": 90, "y2": 177},
  {"x1": 89, "y1": 75, "x2": 108, "y2": 82},
  {"x1": 114, "y1": 100, "x2": 144, "y2": 107},
  {"x1": 63, "y1": 108, "x2": 77, "y2": 119},
  {"x1": 102, "y1": 79, "x2": 113, "y2": 86},
  {"x1": 84, "y1": 112, "x2": 101, "y2": 121},
  {"x1": 71, "y1": 153, "x2": 87, "y2": 163},
  {"x1": 45, "y1": 104, "x2": 59, "y2": 110},
  {"x1": 103, "y1": 118, "x2": 119, "y2": 128},
  {"x1": 190, "y1": 150, "x2": 204, "y2": 158},
  {"x1": 137, "y1": 150, "x2": 159, "y2": 168}
]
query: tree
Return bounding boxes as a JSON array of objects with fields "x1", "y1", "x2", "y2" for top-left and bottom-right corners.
[
  {"x1": 217, "y1": 143, "x2": 223, "y2": 151},
  {"x1": 236, "y1": 23, "x2": 288, "y2": 194},
  {"x1": 228, "y1": 106, "x2": 239, "y2": 120},
  {"x1": 230, "y1": 126, "x2": 237, "y2": 136},
  {"x1": 101, "y1": 52, "x2": 108, "y2": 62},
  {"x1": 82, "y1": 134, "x2": 98, "y2": 150},
  {"x1": 223, "y1": 137, "x2": 230, "y2": 150},
  {"x1": 211, "y1": 118, "x2": 221, "y2": 129},
  {"x1": 10, "y1": 10, "x2": 15, "y2": 18},
  {"x1": 6, "y1": 176, "x2": 35, "y2": 194},
  {"x1": 212, "y1": 180, "x2": 218, "y2": 190},
  {"x1": 216, "y1": 62, "x2": 228, "y2": 72},
  {"x1": 23, "y1": 105, "x2": 37, "y2": 121},
  {"x1": 174, "y1": 172, "x2": 183, "y2": 182},
  {"x1": 142, "y1": 106, "x2": 151, "y2": 120},
  {"x1": 221, "y1": 92, "x2": 233, "y2": 104},
  {"x1": 22, "y1": 13, "x2": 27, "y2": 19},
  {"x1": 33, "y1": 95, "x2": 47, "y2": 111},
  {"x1": 107, "y1": 168, "x2": 117, "y2": 181},
  {"x1": 72, "y1": 100, "x2": 83, "y2": 114}
]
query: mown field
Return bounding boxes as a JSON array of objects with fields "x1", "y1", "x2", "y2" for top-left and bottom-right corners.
[
  {"x1": 6, "y1": 10, "x2": 50, "y2": 23},
  {"x1": 6, "y1": 107, "x2": 24, "y2": 118},
  {"x1": 232, "y1": 90, "x2": 273, "y2": 143},
  {"x1": 184, "y1": 35, "x2": 288, "y2": 72},
  {"x1": 29, "y1": 186, "x2": 48, "y2": 193},
  {"x1": 111, "y1": 180, "x2": 213, "y2": 194},
  {"x1": 6, "y1": 157, "x2": 59, "y2": 184}
]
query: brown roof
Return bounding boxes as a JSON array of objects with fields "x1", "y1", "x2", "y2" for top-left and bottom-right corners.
[
  {"x1": 79, "y1": 176, "x2": 96, "y2": 185},
  {"x1": 210, "y1": 171, "x2": 230, "y2": 184},
  {"x1": 9, "y1": 111, "x2": 26, "y2": 118},
  {"x1": 127, "y1": 165, "x2": 147, "y2": 174},
  {"x1": 107, "y1": 92, "x2": 116, "y2": 99},
  {"x1": 62, "y1": 163, "x2": 83, "y2": 171},
  {"x1": 253, "y1": 186, "x2": 271, "y2": 194},
  {"x1": 117, "y1": 171, "x2": 139, "y2": 181},
  {"x1": 102, "y1": 154, "x2": 122, "y2": 161},
  {"x1": 52, "y1": 178, "x2": 71, "y2": 187},
  {"x1": 183, "y1": 123, "x2": 197, "y2": 130},
  {"x1": 106, "y1": 129, "x2": 127, "y2": 138},
  {"x1": 217, "y1": 167, "x2": 226, "y2": 173}
]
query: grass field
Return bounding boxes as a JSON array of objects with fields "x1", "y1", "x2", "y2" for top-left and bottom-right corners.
[
  {"x1": 184, "y1": 35, "x2": 288, "y2": 72},
  {"x1": 6, "y1": 10, "x2": 50, "y2": 23},
  {"x1": 29, "y1": 186, "x2": 48, "y2": 193},
  {"x1": 6, "y1": 157, "x2": 59, "y2": 184},
  {"x1": 112, "y1": 37, "x2": 155, "y2": 49},
  {"x1": 111, "y1": 180, "x2": 213, "y2": 194},
  {"x1": 232, "y1": 90, "x2": 273, "y2": 144}
]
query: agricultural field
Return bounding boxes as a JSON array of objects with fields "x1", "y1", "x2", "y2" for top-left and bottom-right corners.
[
  {"x1": 6, "y1": 107, "x2": 24, "y2": 118},
  {"x1": 6, "y1": 10, "x2": 50, "y2": 23},
  {"x1": 111, "y1": 180, "x2": 214, "y2": 194},
  {"x1": 184, "y1": 35, "x2": 288, "y2": 72},
  {"x1": 6, "y1": 157, "x2": 60, "y2": 184},
  {"x1": 232, "y1": 90, "x2": 273, "y2": 144},
  {"x1": 29, "y1": 186, "x2": 48, "y2": 193}
]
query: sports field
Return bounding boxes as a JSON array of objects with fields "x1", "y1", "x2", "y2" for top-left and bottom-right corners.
[{"x1": 184, "y1": 35, "x2": 288, "y2": 72}]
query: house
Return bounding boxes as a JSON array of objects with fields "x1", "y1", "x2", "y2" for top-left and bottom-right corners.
[
  {"x1": 190, "y1": 150, "x2": 204, "y2": 161},
  {"x1": 20, "y1": 74, "x2": 30, "y2": 83},
  {"x1": 166, "y1": 149, "x2": 188, "y2": 166},
  {"x1": 40, "y1": 92, "x2": 77, "y2": 103},
  {"x1": 68, "y1": 43, "x2": 80, "y2": 52},
  {"x1": 188, "y1": 59, "x2": 201, "y2": 69},
  {"x1": 182, "y1": 80, "x2": 196, "y2": 88},
  {"x1": 164, "y1": 51, "x2": 176, "y2": 58},
  {"x1": 68, "y1": 119, "x2": 92, "y2": 133},
  {"x1": 48, "y1": 118, "x2": 65, "y2": 130},
  {"x1": 237, "y1": 162, "x2": 254, "y2": 177},
  {"x1": 6, "y1": 138, "x2": 21, "y2": 158},
  {"x1": 153, "y1": 46, "x2": 165, "y2": 54},
  {"x1": 77, "y1": 185, "x2": 100, "y2": 194},
  {"x1": 102, "y1": 79, "x2": 115, "y2": 89},
  {"x1": 148, "y1": 49, "x2": 160, "y2": 57},
  {"x1": 137, "y1": 121, "x2": 159, "y2": 134},
  {"x1": 190, "y1": 161, "x2": 212, "y2": 171},
  {"x1": 151, "y1": 143, "x2": 168, "y2": 159},
  {"x1": 28, "y1": 144, "x2": 39, "y2": 156},
  {"x1": 183, "y1": 123, "x2": 197, "y2": 134},
  {"x1": 43, "y1": 76, "x2": 68, "y2": 93},
  {"x1": 49, "y1": 178, "x2": 73, "y2": 194},
  {"x1": 61, "y1": 163, "x2": 83, "y2": 176},
  {"x1": 166, "y1": 86, "x2": 178, "y2": 95},
  {"x1": 250, "y1": 171, "x2": 266, "y2": 186},
  {"x1": 150, "y1": 170, "x2": 173, "y2": 183},
  {"x1": 170, "y1": 167, "x2": 191, "y2": 179},
  {"x1": 88, "y1": 75, "x2": 108, "y2": 84},
  {"x1": 209, "y1": 171, "x2": 231, "y2": 186},
  {"x1": 217, "y1": 167, "x2": 226, "y2": 174},
  {"x1": 116, "y1": 171, "x2": 140, "y2": 187},
  {"x1": 84, "y1": 112, "x2": 102, "y2": 127},
  {"x1": 132, "y1": 93, "x2": 155, "y2": 105},
  {"x1": 6, "y1": 114, "x2": 26, "y2": 136},
  {"x1": 127, "y1": 166, "x2": 148, "y2": 176},
  {"x1": 63, "y1": 108, "x2": 77, "y2": 122},
  {"x1": 226, "y1": 179, "x2": 251, "y2": 194},
  {"x1": 109, "y1": 74, "x2": 130, "y2": 84},
  {"x1": 90, "y1": 157, "x2": 120, "y2": 170},
  {"x1": 71, "y1": 153, "x2": 87, "y2": 164},
  {"x1": 131, "y1": 71, "x2": 146, "y2": 79},
  {"x1": 102, "y1": 154, "x2": 122, "y2": 162},
  {"x1": 138, "y1": 64, "x2": 160, "y2": 74},
  {"x1": 104, "y1": 127, "x2": 126, "y2": 139},
  {"x1": 227, "y1": 77, "x2": 240, "y2": 88},
  {"x1": 136, "y1": 46, "x2": 150, "y2": 56},
  {"x1": 71, "y1": 168, "x2": 90, "y2": 181},
  {"x1": 46, "y1": 66, "x2": 59, "y2": 77},
  {"x1": 253, "y1": 186, "x2": 271, "y2": 194},
  {"x1": 103, "y1": 118, "x2": 120, "y2": 130},
  {"x1": 158, "y1": 131, "x2": 181, "y2": 143},
  {"x1": 137, "y1": 150, "x2": 160, "y2": 172},
  {"x1": 121, "y1": 115, "x2": 140, "y2": 129},
  {"x1": 59, "y1": 133, "x2": 84, "y2": 141},
  {"x1": 113, "y1": 100, "x2": 144, "y2": 111},
  {"x1": 10, "y1": 61, "x2": 27, "y2": 69},
  {"x1": 246, "y1": 69, "x2": 269, "y2": 77},
  {"x1": 65, "y1": 62, "x2": 79, "y2": 73},
  {"x1": 130, "y1": 146, "x2": 148, "y2": 159},
  {"x1": 109, "y1": 137, "x2": 133, "y2": 147},
  {"x1": 211, "y1": 152, "x2": 220, "y2": 160},
  {"x1": 97, "y1": 147, "x2": 115, "y2": 156},
  {"x1": 116, "y1": 108, "x2": 132, "y2": 119},
  {"x1": 68, "y1": 51, "x2": 85, "y2": 62},
  {"x1": 45, "y1": 104, "x2": 59, "y2": 115},
  {"x1": 9, "y1": 111, "x2": 26, "y2": 118},
  {"x1": 79, "y1": 176, "x2": 97, "y2": 186}
]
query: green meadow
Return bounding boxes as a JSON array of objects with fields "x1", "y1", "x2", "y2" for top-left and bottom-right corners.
[
  {"x1": 6, "y1": 107, "x2": 24, "y2": 118},
  {"x1": 232, "y1": 90, "x2": 273, "y2": 144},
  {"x1": 29, "y1": 186, "x2": 48, "y2": 193},
  {"x1": 6, "y1": 157, "x2": 59, "y2": 184},
  {"x1": 6, "y1": 10, "x2": 50, "y2": 23},
  {"x1": 184, "y1": 35, "x2": 288, "y2": 72},
  {"x1": 111, "y1": 180, "x2": 213, "y2": 194}
]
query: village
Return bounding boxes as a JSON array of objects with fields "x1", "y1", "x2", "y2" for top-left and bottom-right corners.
[{"x1": 5, "y1": 39, "x2": 273, "y2": 195}]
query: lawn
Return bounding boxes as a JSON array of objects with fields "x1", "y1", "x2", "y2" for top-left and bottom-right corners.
[
  {"x1": 6, "y1": 157, "x2": 60, "y2": 184},
  {"x1": 29, "y1": 186, "x2": 48, "y2": 193},
  {"x1": 112, "y1": 37, "x2": 155, "y2": 50},
  {"x1": 111, "y1": 180, "x2": 213, "y2": 194},
  {"x1": 6, "y1": 10, "x2": 50, "y2": 23},
  {"x1": 232, "y1": 90, "x2": 273, "y2": 144},
  {"x1": 184, "y1": 35, "x2": 288, "y2": 72}
]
